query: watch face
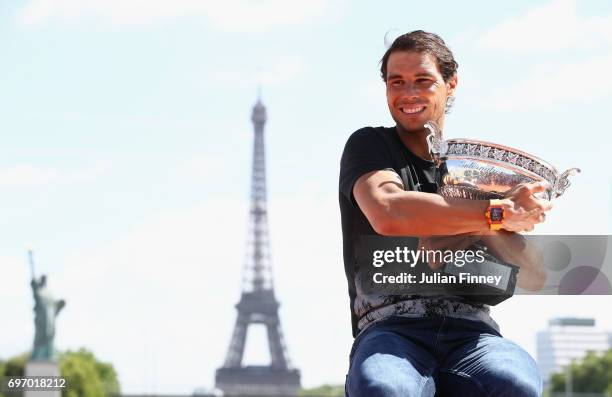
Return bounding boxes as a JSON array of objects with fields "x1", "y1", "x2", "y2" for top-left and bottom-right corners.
[{"x1": 490, "y1": 207, "x2": 504, "y2": 222}]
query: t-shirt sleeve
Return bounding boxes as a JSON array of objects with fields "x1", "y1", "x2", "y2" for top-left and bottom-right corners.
[{"x1": 339, "y1": 128, "x2": 395, "y2": 206}]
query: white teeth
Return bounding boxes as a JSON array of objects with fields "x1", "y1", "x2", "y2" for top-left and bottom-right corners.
[{"x1": 401, "y1": 106, "x2": 424, "y2": 114}]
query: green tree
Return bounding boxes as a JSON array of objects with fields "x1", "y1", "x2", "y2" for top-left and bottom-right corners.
[
  {"x1": 550, "y1": 350, "x2": 612, "y2": 394},
  {"x1": 2, "y1": 353, "x2": 27, "y2": 376},
  {"x1": 59, "y1": 348, "x2": 120, "y2": 397},
  {"x1": 0, "y1": 349, "x2": 119, "y2": 397},
  {"x1": 299, "y1": 384, "x2": 345, "y2": 397},
  {"x1": 0, "y1": 353, "x2": 27, "y2": 397},
  {"x1": 0, "y1": 359, "x2": 4, "y2": 397}
]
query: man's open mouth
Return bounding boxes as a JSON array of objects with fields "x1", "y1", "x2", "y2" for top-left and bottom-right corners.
[{"x1": 399, "y1": 106, "x2": 426, "y2": 114}]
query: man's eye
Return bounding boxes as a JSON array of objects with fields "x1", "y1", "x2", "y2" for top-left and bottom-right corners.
[
  {"x1": 390, "y1": 80, "x2": 403, "y2": 87},
  {"x1": 418, "y1": 79, "x2": 436, "y2": 88}
]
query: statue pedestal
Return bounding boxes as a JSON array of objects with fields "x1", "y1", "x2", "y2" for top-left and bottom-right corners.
[{"x1": 24, "y1": 361, "x2": 61, "y2": 397}]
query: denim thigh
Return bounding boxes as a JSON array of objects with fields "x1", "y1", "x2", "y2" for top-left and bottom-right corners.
[
  {"x1": 437, "y1": 319, "x2": 542, "y2": 397},
  {"x1": 345, "y1": 317, "x2": 541, "y2": 397},
  {"x1": 346, "y1": 318, "x2": 440, "y2": 397}
]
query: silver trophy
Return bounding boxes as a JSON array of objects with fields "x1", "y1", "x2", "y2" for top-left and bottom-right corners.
[
  {"x1": 423, "y1": 121, "x2": 580, "y2": 304},
  {"x1": 424, "y1": 121, "x2": 580, "y2": 201}
]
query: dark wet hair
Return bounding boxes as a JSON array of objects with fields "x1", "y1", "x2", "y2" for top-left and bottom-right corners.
[{"x1": 380, "y1": 30, "x2": 458, "y2": 82}]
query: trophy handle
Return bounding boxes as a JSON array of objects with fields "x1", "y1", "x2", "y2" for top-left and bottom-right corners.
[
  {"x1": 553, "y1": 167, "x2": 581, "y2": 198},
  {"x1": 425, "y1": 121, "x2": 447, "y2": 167}
]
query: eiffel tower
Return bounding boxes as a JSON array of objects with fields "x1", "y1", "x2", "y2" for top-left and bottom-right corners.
[{"x1": 215, "y1": 97, "x2": 301, "y2": 397}]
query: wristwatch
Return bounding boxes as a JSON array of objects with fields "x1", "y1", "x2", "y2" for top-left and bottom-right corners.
[{"x1": 485, "y1": 199, "x2": 505, "y2": 230}]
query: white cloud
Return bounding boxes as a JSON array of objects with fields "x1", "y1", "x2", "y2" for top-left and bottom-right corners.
[
  {"x1": 259, "y1": 55, "x2": 306, "y2": 86},
  {"x1": 472, "y1": 53, "x2": 612, "y2": 110},
  {"x1": 172, "y1": 155, "x2": 221, "y2": 179},
  {"x1": 17, "y1": 0, "x2": 339, "y2": 31},
  {"x1": 0, "y1": 165, "x2": 60, "y2": 186},
  {"x1": 211, "y1": 54, "x2": 306, "y2": 88},
  {"x1": 476, "y1": 0, "x2": 612, "y2": 53},
  {"x1": 0, "y1": 162, "x2": 110, "y2": 187},
  {"x1": 458, "y1": 0, "x2": 612, "y2": 109}
]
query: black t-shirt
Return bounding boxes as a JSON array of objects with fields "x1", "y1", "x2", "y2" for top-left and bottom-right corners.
[{"x1": 339, "y1": 126, "x2": 439, "y2": 337}]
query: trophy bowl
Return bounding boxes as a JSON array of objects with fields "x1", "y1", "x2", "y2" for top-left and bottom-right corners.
[
  {"x1": 425, "y1": 122, "x2": 580, "y2": 201},
  {"x1": 422, "y1": 121, "x2": 580, "y2": 305}
]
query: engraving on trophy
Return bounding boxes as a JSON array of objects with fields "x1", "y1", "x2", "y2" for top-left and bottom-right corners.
[
  {"x1": 493, "y1": 148, "x2": 505, "y2": 161},
  {"x1": 423, "y1": 120, "x2": 580, "y2": 201},
  {"x1": 480, "y1": 145, "x2": 491, "y2": 158},
  {"x1": 520, "y1": 157, "x2": 532, "y2": 170}
]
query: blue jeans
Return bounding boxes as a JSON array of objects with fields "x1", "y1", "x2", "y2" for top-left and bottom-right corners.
[{"x1": 346, "y1": 316, "x2": 541, "y2": 397}]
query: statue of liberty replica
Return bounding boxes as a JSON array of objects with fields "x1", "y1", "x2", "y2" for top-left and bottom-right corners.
[{"x1": 25, "y1": 249, "x2": 65, "y2": 397}]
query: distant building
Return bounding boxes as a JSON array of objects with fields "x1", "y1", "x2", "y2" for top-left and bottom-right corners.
[
  {"x1": 215, "y1": 99, "x2": 300, "y2": 396},
  {"x1": 537, "y1": 317, "x2": 612, "y2": 389}
]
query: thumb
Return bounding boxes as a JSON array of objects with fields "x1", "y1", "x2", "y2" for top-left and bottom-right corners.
[{"x1": 525, "y1": 181, "x2": 550, "y2": 195}]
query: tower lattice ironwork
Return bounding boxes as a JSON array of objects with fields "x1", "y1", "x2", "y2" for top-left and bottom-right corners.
[{"x1": 215, "y1": 98, "x2": 300, "y2": 397}]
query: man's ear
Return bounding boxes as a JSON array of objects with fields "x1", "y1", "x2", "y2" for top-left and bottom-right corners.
[{"x1": 447, "y1": 73, "x2": 458, "y2": 96}]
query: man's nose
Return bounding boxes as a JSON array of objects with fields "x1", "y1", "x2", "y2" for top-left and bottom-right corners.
[{"x1": 401, "y1": 82, "x2": 421, "y2": 97}]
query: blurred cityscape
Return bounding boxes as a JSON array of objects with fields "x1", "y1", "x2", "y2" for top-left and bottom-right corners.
[{"x1": 3, "y1": 315, "x2": 612, "y2": 396}]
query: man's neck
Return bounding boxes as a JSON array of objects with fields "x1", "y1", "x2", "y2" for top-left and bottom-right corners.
[{"x1": 395, "y1": 124, "x2": 437, "y2": 161}]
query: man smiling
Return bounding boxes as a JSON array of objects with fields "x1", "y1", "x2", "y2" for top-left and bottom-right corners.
[{"x1": 339, "y1": 31, "x2": 551, "y2": 396}]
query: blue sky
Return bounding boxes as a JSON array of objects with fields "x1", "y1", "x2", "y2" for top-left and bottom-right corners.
[{"x1": 1, "y1": 0, "x2": 612, "y2": 394}]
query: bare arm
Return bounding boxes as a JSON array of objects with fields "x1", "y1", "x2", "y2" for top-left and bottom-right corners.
[
  {"x1": 355, "y1": 169, "x2": 550, "y2": 290},
  {"x1": 353, "y1": 170, "x2": 490, "y2": 235},
  {"x1": 353, "y1": 170, "x2": 551, "y2": 236}
]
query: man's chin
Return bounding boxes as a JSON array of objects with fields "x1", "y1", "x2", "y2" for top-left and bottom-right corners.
[{"x1": 396, "y1": 119, "x2": 427, "y2": 134}]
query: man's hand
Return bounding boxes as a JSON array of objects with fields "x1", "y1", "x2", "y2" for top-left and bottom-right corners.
[
  {"x1": 500, "y1": 181, "x2": 553, "y2": 232},
  {"x1": 480, "y1": 230, "x2": 546, "y2": 291}
]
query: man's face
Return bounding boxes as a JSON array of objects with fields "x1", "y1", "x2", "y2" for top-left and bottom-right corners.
[{"x1": 385, "y1": 51, "x2": 457, "y2": 132}]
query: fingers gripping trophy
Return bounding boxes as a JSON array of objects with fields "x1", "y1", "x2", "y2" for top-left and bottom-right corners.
[{"x1": 423, "y1": 121, "x2": 580, "y2": 303}]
